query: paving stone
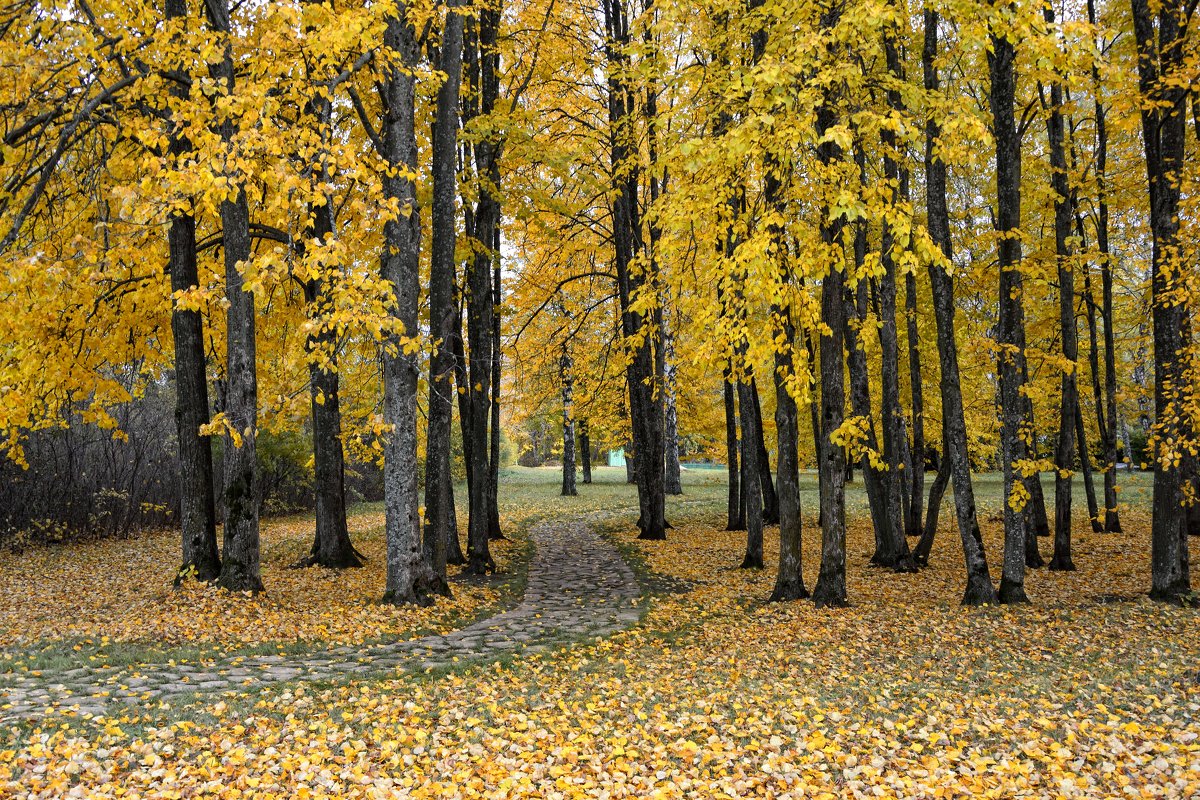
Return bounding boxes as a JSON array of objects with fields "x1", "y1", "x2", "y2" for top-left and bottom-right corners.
[{"x1": 0, "y1": 518, "x2": 640, "y2": 723}]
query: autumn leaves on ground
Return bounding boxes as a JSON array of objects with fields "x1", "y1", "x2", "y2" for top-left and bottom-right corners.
[{"x1": 3, "y1": 467, "x2": 1197, "y2": 799}]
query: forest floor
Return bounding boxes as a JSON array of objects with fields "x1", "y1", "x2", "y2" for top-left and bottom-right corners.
[{"x1": 2, "y1": 467, "x2": 1199, "y2": 798}]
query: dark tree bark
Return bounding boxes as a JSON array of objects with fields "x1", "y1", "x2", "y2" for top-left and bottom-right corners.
[
  {"x1": 1043, "y1": 4, "x2": 1078, "y2": 572},
  {"x1": 877, "y1": 16, "x2": 916, "y2": 571},
  {"x1": 750, "y1": 10, "x2": 807, "y2": 595},
  {"x1": 803, "y1": 307, "x2": 823, "y2": 528},
  {"x1": 723, "y1": 366, "x2": 742, "y2": 530},
  {"x1": 462, "y1": 3, "x2": 500, "y2": 567},
  {"x1": 846, "y1": 168, "x2": 895, "y2": 562},
  {"x1": 300, "y1": 248, "x2": 361, "y2": 570},
  {"x1": 905, "y1": 268, "x2": 925, "y2": 540},
  {"x1": 561, "y1": 347, "x2": 577, "y2": 497},
  {"x1": 914, "y1": 438, "x2": 950, "y2": 566},
  {"x1": 580, "y1": 419, "x2": 593, "y2": 484},
  {"x1": 166, "y1": 0, "x2": 220, "y2": 585},
  {"x1": 1088, "y1": 0, "x2": 1122, "y2": 533},
  {"x1": 1075, "y1": 401, "x2": 1102, "y2": 532},
  {"x1": 811, "y1": 45, "x2": 849, "y2": 606},
  {"x1": 738, "y1": 364, "x2": 763, "y2": 569},
  {"x1": 603, "y1": 0, "x2": 666, "y2": 541},
  {"x1": 924, "y1": 6, "x2": 997, "y2": 604},
  {"x1": 751, "y1": 380, "x2": 779, "y2": 525},
  {"x1": 663, "y1": 302, "x2": 683, "y2": 495},
  {"x1": 423, "y1": 1, "x2": 469, "y2": 588},
  {"x1": 1024, "y1": 418, "x2": 1052, "y2": 542},
  {"x1": 447, "y1": 295, "x2": 470, "y2": 566},
  {"x1": 380, "y1": 1, "x2": 438, "y2": 606},
  {"x1": 206, "y1": 0, "x2": 261, "y2": 593},
  {"x1": 771, "y1": 308, "x2": 807, "y2": 599},
  {"x1": 990, "y1": 8, "x2": 1030, "y2": 603},
  {"x1": 297, "y1": 8, "x2": 361, "y2": 569},
  {"x1": 1131, "y1": 0, "x2": 1192, "y2": 602},
  {"x1": 488, "y1": 234, "x2": 504, "y2": 539}
]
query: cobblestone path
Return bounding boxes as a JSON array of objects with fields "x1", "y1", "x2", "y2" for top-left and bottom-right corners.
[{"x1": 0, "y1": 519, "x2": 640, "y2": 723}]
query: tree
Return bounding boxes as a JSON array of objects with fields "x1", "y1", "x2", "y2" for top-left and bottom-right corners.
[
  {"x1": 990, "y1": 0, "x2": 1030, "y2": 604},
  {"x1": 920, "y1": 2, "x2": 997, "y2": 605},
  {"x1": 208, "y1": 0, "x2": 263, "y2": 594},
  {"x1": 424, "y1": 0, "x2": 470, "y2": 587},
  {"x1": 1130, "y1": 0, "x2": 1193, "y2": 604},
  {"x1": 165, "y1": 0, "x2": 220, "y2": 584},
  {"x1": 379, "y1": 0, "x2": 437, "y2": 607}
]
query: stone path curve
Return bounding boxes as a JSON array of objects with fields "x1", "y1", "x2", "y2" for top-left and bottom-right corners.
[{"x1": 0, "y1": 519, "x2": 640, "y2": 724}]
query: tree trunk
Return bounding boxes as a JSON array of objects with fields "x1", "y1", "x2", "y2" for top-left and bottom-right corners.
[
  {"x1": 302, "y1": 268, "x2": 361, "y2": 569},
  {"x1": 811, "y1": 76, "x2": 848, "y2": 607},
  {"x1": 1043, "y1": 6, "x2": 1078, "y2": 572},
  {"x1": 804, "y1": 313, "x2": 823, "y2": 528},
  {"x1": 914, "y1": 439, "x2": 950, "y2": 566},
  {"x1": 603, "y1": 0, "x2": 665, "y2": 541},
  {"x1": 380, "y1": 2, "x2": 438, "y2": 606},
  {"x1": 166, "y1": 0, "x2": 220, "y2": 585},
  {"x1": 846, "y1": 177, "x2": 895, "y2": 563},
  {"x1": 738, "y1": 366, "x2": 763, "y2": 569},
  {"x1": 207, "y1": 0, "x2": 262, "y2": 594},
  {"x1": 723, "y1": 369, "x2": 742, "y2": 530},
  {"x1": 423, "y1": 1, "x2": 468, "y2": 588},
  {"x1": 878, "y1": 20, "x2": 915, "y2": 571},
  {"x1": 663, "y1": 302, "x2": 683, "y2": 495},
  {"x1": 1088, "y1": 0, "x2": 1122, "y2": 534},
  {"x1": 925, "y1": 6, "x2": 996, "y2": 604},
  {"x1": 771, "y1": 307, "x2": 807, "y2": 599},
  {"x1": 298, "y1": 32, "x2": 360, "y2": 569},
  {"x1": 464, "y1": 2, "x2": 499, "y2": 569},
  {"x1": 751, "y1": 380, "x2": 779, "y2": 524},
  {"x1": 1075, "y1": 401, "x2": 1102, "y2": 534},
  {"x1": 1132, "y1": 0, "x2": 1191, "y2": 602},
  {"x1": 447, "y1": 295, "x2": 470, "y2": 567},
  {"x1": 488, "y1": 246, "x2": 504, "y2": 538},
  {"x1": 990, "y1": 12, "x2": 1029, "y2": 603},
  {"x1": 905, "y1": 269, "x2": 925, "y2": 539},
  {"x1": 561, "y1": 348, "x2": 577, "y2": 497},
  {"x1": 580, "y1": 419, "x2": 592, "y2": 484}
]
